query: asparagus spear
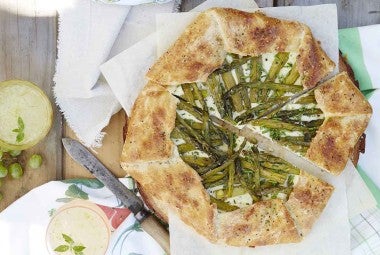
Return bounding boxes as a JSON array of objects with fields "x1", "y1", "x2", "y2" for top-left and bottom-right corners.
[
  {"x1": 234, "y1": 97, "x2": 288, "y2": 123},
  {"x1": 201, "y1": 139, "x2": 246, "y2": 179},
  {"x1": 274, "y1": 108, "x2": 323, "y2": 119},
  {"x1": 181, "y1": 154, "x2": 214, "y2": 167},
  {"x1": 203, "y1": 171, "x2": 227, "y2": 184},
  {"x1": 177, "y1": 98, "x2": 203, "y2": 119},
  {"x1": 258, "y1": 152, "x2": 286, "y2": 164},
  {"x1": 260, "y1": 167, "x2": 288, "y2": 184},
  {"x1": 260, "y1": 161, "x2": 300, "y2": 175},
  {"x1": 276, "y1": 118, "x2": 324, "y2": 128},
  {"x1": 223, "y1": 82, "x2": 303, "y2": 100},
  {"x1": 249, "y1": 57, "x2": 261, "y2": 103},
  {"x1": 294, "y1": 95, "x2": 317, "y2": 104},
  {"x1": 221, "y1": 71, "x2": 246, "y2": 112},
  {"x1": 203, "y1": 177, "x2": 227, "y2": 189},
  {"x1": 183, "y1": 119, "x2": 203, "y2": 130},
  {"x1": 276, "y1": 135, "x2": 312, "y2": 144},
  {"x1": 278, "y1": 142, "x2": 309, "y2": 155},
  {"x1": 250, "y1": 119, "x2": 310, "y2": 132},
  {"x1": 260, "y1": 186, "x2": 292, "y2": 198},
  {"x1": 191, "y1": 83, "x2": 207, "y2": 110},
  {"x1": 181, "y1": 84, "x2": 195, "y2": 105},
  {"x1": 171, "y1": 127, "x2": 199, "y2": 150},
  {"x1": 234, "y1": 67, "x2": 252, "y2": 108},
  {"x1": 283, "y1": 63, "x2": 300, "y2": 85},
  {"x1": 214, "y1": 54, "x2": 251, "y2": 74},
  {"x1": 205, "y1": 74, "x2": 225, "y2": 117},
  {"x1": 262, "y1": 52, "x2": 290, "y2": 101},
  {"x1": 226, "y1": 163, "x2": 236, "y2": 198},
  {"x1": 177, "y1": 143, "x2": 197, "y2": 153},
  {"x1": 201, "y1": 157, "x2": 235, "y2": 179},
  {"x1": 266, "y1": 52, "x2": 290, "y2": 82},
  {"x1": 210, "y1": 196, "x2": 239, "y2": 212},
  {"x1": 175, "y1": 115, "x2": 225, "y2": 159}
]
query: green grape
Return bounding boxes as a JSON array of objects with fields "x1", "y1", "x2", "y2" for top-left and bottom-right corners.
[
  {"x1": 0, "y1": 164, "x2": 7, "y2": 178},
  {"x1": 9, "y1": 163, "x2": 23, "y2": 179},
  {"x1": 28, "y1": 154, "x2": 43, "y2": 169},
  {"x1": 9, "y1": 150, "x2": 22, "y2": 157},
  {"x1": 0, "y1": 151, "x2": 3, "y2": 160}
]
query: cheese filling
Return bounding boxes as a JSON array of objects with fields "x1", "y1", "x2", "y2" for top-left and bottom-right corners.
[{"x1": 169, "y1": 51, "x2": 322, "y2": 211}]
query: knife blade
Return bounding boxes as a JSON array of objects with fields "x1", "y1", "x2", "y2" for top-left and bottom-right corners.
[{"x1": 62, "y1": 138, "x2": 170, "y2": 254}]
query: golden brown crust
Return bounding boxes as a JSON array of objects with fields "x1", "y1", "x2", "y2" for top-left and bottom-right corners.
[
  {"x1": 123, "y1": 160, "x2": 217, "y2": 241},
  {"x1": 305, "y1": 72, "x2": 372, "y2": 174},
  {"x1": 217, "y1": 199, "x2": 301, "y2": 246},
  {"x1": 147, "y1": 8, "x2": 335, "y2": 88},
  {"x1": 338, "y1": 54, "x2": 366, "y2": 166},
  {"x1": 306, "y1": 115, "x2": 370, "y2": 175},
  {"x1": 146, "y1": 11, "x2": 225, "y2": 85},
  {"x1": 297, "y1": 26, "x2": 335, "y2": 88},
  {"x1": 121, "y1": 82, "x2": 178, "y2": 164},
  {"x1": 315, "y1": 72, "x2": 372, "y2": 116},
  {"x1": 285, "y1": 171, "x2": 334, "y2": 236},
  {"x1": 121, "y1": 82, "x2": 216, "y2": 241},
  {"x1": 209, "y1": 9, "x2": 304, "y2": 55}
]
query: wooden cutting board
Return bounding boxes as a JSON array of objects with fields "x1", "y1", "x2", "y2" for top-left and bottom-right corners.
[{"x1": 0, "y1": 0, "x2": 62, "y2": 211}]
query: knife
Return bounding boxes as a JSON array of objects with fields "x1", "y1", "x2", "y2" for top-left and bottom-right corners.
[{"x1": 62, "y1": 138, "x2": 170, "y2": 254}]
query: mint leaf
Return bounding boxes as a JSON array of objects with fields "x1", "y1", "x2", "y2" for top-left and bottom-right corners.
[
  {"x1": 73, "y1": 246, "x2": 86, "y2": 252},
  {"x1": 56, "y1": 197, "x2": 75, "y2": 203},
  {"x1": 54, "y1": 245, "x2": 69, "y2": 252},
  {"x1": 18, "y1": 117, "x2": 24, "y2": 130},
  {"x1": 62, "y1": 233, "x2": 74, "y2": 244},
  {"x1": 16, "y1": 133, "x2": 24, "y2": 143},
  {"x1": 13, "y1": 116, "x2": 25, "y2": 143},
  {"x1": 65, "y1": 184, "x2": 89, "y2": 200}
]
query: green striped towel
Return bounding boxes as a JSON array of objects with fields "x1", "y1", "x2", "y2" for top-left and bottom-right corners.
[{"x1": 339, "y1": 24, "x2": 380, "y2": 255}]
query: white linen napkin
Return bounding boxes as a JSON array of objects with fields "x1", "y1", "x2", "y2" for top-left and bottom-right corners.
[
  {"x1": 55, "y1": 0, "x2": 130, "y2": 98},
  {"x1": 54, "y1": 0, "x2": 175, "y2": 147},
  {"x1": 0, "y1": 178, "x2": 165, "y2": 255}
]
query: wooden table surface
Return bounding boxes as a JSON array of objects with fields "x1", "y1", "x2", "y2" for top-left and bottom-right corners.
[
  {"x1": 0, "y1": 0, "x2": 379, "y2": 211},
  {"x1": 0, "y1": 0, "x2": 62, "y2": 211}
]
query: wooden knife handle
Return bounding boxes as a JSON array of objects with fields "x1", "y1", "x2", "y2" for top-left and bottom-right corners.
[{"x1": 140, "y1": 214, "x2": 170, "y2": 254}]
